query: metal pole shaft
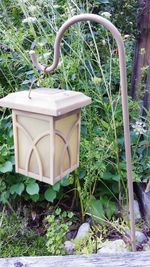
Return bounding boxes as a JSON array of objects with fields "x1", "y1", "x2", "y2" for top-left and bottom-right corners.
[{"x1": 29, "y1": 14, "x2": 136, "y2": 251}]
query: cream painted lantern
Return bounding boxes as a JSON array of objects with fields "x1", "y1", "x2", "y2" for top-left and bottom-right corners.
[{"x1": 0, "y1": 88, "x2": 91, "y2": 185}]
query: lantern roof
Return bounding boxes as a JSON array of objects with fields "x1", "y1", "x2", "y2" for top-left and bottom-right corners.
[{"x1": 0, "y1": 88, "x2": 91, "y2": 116}]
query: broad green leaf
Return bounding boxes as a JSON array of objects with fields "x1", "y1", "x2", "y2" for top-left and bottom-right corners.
[
  {"x1": 130, "y1": 131, "x2": 139, "y2": 145},
  {"x1": 106, "y1": 202, "x2": 116, "y2": 220},
  {"x1": 0, "y1": 191, "x2": 10, "y2": 203},
  {"x1": 26, "y1": 182, "x2": 39, "y2": 195},
  {"x1": 89, "y1": 199, "x2": 105, "y2": 223},
  {"x1": 81, "y1": 125, "x2": 88, "y2": 137},
  {"x1": 68, "y1": 212, "x2": 74, "y2": 219},
  {"x1": 22, "y1": 80, "x2": 31, "y2": 85},
  {"x1": 10, "y1": 185, "x2": 18, "y2": 195},
  {"x1": 55, "y1": 208, "x2": 61, "y2": 215},
  {"x1": 16, "y1": 183, "x2": 25, "y2": 195},
  {"x1": 102, "y1": 172, "x2": 112, "y2": 180},
  {"x1": 119, "y1": 162, "x2": 126, "y2": 170},
  {"x1": 44, "y1": 187, "x2": 56, "y2": 202},
  {"x1": 111, "y1": 183, "x2": 118, "y2": 193},
  {"x1": 10, "y1": 156, "x2": 15, "y2": 164},
  {"x1": 112, "y1": 175, "x2": 120, "y2": 181},
  {"x1": 0, "y1": 161, "x2": 13, "y2": 173},
  {"x1": 26, "y1": 70, "x2": 35, "y2": 75},
  {"x1": 117, "y1": 137, "x2": 124, "y2": 146},
  {"x1": 100, "y1": 196, "x2": 116, "y2": 219},
  {"x1": 53, "y1": 182, "x2": 60, "y2": 192},
  {"x1": 60, "y1": 176, "x2": 70, "y2": 186},
  {"x1": 79, "y1": 169, "x2": 86, "y2": 179},
  {"x1": 0, "y1": 144, "x2": 8, "y2": 157},
  {"x1": 10, "y1": 183, "x2": 24, "y2": 195},
  {"x1": 30, "y1": 194, "x2": 39, "y2": 202}
]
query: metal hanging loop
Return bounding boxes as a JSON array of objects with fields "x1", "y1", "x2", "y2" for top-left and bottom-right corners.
[{"x1": 29, "y1": 13, "x2": 136, "y2": 251}]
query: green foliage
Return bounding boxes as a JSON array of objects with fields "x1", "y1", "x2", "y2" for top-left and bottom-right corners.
[
  {"x1": 130, "y1": 116, "x2": 150, "y2": 182},
  {"x1": 0, "y1": 173, "x2": 71, "y2": 204},
  {"x1": 78, "y1": 96, "x2": 140, "y2": 216},
  {"x1": 0, "y1": 212, "x2": 47, "y2": 257},
  {"x1": 0, "y1": 115, "x2": 14, "y2": 172},
  {"x1": 0, "y1": 175, "x2": 41, "y2": 204},
  {"x1": 46, "y1": 208, "x2": 74, "y2": 255},
  {"x1": 26, "y1": 180, "x2": 39, "y2": 195},
  {"x1": 44, "y1": 188, "x2": 56, "y2": 202},
  {"x1": 10, "y1": 183, "x2": 24, "y2": 196},
  {"x1": 73, "y1": 231, "x2": 96, "y2": 255},
  {"x1": 88, "y1": 196, "x2": 116, "y2": 224},
  {"x1": 0, "y1": 108, "x2": 72, "y2": 205},
  {"x1": 104, "y1": 0, "x2": 138, "y2": 35}
]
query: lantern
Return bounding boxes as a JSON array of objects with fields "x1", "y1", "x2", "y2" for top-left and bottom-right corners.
[{"x1": 0, "y1": 88, "x2": 91, "y2": 185}]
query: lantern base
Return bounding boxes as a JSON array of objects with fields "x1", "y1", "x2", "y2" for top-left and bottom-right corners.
[{"x1": 16, "y1": 163, "x2": 79, "y2": 185}]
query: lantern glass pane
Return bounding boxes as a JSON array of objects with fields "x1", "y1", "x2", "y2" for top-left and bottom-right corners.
[
  {"x1": 18, "y1": 128, "x2": 30, "y2": 169},
  {"x1": 54, "y1": 112, "x2": 80, "y2": 178},
  {"x1": 17, "y1": 114, "x2": 50, "y2": 178},
  {"x1": 30, "y1": 135, "x2": 50, "y2": 177}
]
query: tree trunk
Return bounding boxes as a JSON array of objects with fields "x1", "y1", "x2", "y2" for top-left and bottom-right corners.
[
  {"x1": 131, "y1": 0, "x2": 150, "y2": 101},
  {"x1": 131, "y1": 1, "x2": 150, "y2": 221}
]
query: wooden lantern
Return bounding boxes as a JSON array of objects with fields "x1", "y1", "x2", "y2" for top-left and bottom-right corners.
[{"x1": 0, "y1": 88, "x2": 91, "y2": 185}]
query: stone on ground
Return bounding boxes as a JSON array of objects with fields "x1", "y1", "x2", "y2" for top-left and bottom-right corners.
[
  {"x1": 133, "y1": 200, "x2": 141, "y2": 221},
  {"x1": 64, "y1": 241, "x2": 75, "y2": 254},
  {"x1": 125, "y1": 228, "x2": 147, "y2": 244},
  {"x1": 98, "y1": 239, "x2": 128, "y2": 254},
  {"x1": 75, "y1": 222, "x2": 90, "y2": 240}
]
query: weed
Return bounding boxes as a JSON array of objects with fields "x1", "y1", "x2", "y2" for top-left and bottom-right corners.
[{"x1": 46, "y1": 208, "x2": 74, "y2": 255}]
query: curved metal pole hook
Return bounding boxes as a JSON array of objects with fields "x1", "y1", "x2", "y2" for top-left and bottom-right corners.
[{"x1": 29, "y1": 14, "x2": 136, "y2": 251}]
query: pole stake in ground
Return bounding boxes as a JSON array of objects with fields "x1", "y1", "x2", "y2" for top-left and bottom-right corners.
[{"x1": 30, "y1": 14, "x2": 136, "y2": 251}]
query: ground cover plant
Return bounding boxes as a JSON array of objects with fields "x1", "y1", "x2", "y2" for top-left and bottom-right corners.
[
  {"x1": 0, "y1": 209, "x2": 47, "y2": 257},
  {"x1": 2, "y1": 0, "x2": 150, "y2": 257}
]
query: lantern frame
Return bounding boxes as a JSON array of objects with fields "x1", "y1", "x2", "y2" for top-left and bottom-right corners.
[
  {"x1": 12, "y1": 109, "x2": 81, "y2": 185},
  {"x1": 0, "y1": 88, "x2": 91, "y2": 185}
]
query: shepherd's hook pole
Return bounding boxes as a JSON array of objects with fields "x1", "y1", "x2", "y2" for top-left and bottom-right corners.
[{"x1": 29, "y1": 14, "x2": 136, "y2": 251}]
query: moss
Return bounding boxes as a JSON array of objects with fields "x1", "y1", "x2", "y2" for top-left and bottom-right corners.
[{"x1": 0, "y1": 212, "x2": 47, "y2": 257}]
